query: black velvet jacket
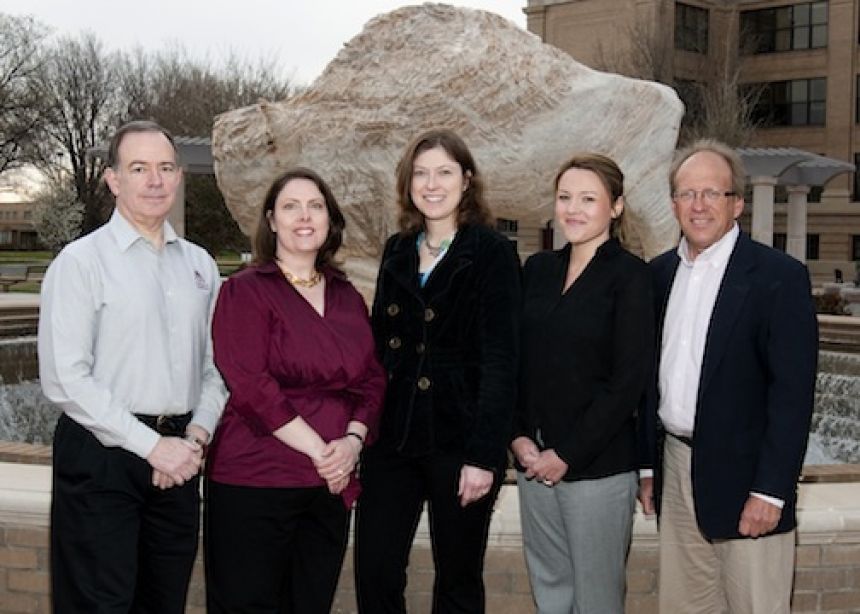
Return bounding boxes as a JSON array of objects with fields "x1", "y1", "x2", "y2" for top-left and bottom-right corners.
[
  {"x1": 514, "y1": 238, "x2": 655, "y2": 481},
  {"x1": 370, "y1": 223, "x2": 521, "y2": 471}
]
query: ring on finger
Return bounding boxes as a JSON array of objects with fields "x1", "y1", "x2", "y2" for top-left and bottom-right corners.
[{"x1": 542, "y1": 479, "x2": 553, "y2": 487}]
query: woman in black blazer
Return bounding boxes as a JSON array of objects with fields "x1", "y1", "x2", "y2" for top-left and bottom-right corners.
[
  {"x1": 511, "y1": 153, "x2": 654, "y2": 614},
  {"x1": 355, "y1": 129, "x2": 521, "y2": 614}
]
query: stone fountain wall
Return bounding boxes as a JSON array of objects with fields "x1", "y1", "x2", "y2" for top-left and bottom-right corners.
[
  {"x1": 2, "y1": 339, "x2": 857, "y2": 464},
  {"x1": 813, "y1": 351, "x2": 860, "y2": 463}
]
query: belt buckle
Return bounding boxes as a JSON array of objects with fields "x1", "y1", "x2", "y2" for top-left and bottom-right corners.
[{"x1": 156, "y1": 415, "x2": 168, "y2": 434}]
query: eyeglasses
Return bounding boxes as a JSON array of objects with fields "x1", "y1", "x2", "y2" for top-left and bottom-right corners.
[{"x1": 672, "y1": 189, "x2": 736, "y2": 205}]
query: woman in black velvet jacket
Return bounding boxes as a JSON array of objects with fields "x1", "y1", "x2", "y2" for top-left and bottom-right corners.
[
  {"x1": 511, "y1": 153, "x2": 654, "y2": 614},
  {"x1": 355, "y1": 129, "x2": 521, "y2": 614}
]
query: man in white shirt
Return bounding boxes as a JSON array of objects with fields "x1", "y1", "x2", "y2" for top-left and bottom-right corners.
[
  {"x1": 638, "y1": 139, "x2": 818, "y2": 613},
  {"x1": 39, "y1": 120, "x2": 227, "y2": 613}
]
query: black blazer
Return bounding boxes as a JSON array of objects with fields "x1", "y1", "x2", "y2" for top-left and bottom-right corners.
[
  {"x1": 640, "y1": 232, "x2": 818, "y2": 539},
  {"x1": 514, "y1": 238, "x2": 654, "y2": 481},
  {"x1": 370, "y1": 223, "x2": 521, "y2": 471}
]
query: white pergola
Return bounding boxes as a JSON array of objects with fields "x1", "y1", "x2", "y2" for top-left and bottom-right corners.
[{"x1": 738, "y1": 147, "x2": 855, "y2": 263}]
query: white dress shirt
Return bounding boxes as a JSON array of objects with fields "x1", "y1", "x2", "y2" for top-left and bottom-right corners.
[
  {"x1": 658, "y1": 224, "x2": 738, "y2": 437},
  {"x1": 38, "y1": 209, "x2": 227, "y2": 459}
]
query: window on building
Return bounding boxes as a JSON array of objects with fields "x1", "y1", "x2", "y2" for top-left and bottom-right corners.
[
  {"x1": 751, "y1": 77, "x2": 826, "y2": 126},
  {"x1": 675, "y1": 79, "x2": 703, "y2": 113},
  {"x1": 809, "y1": 185, "x2": 823, "y2": 203},
  {"x1": 22, "y1": 211, "x2": 31, "y2": 220},
  {"x1": 496, "y1": 218, "x2": 519, "y2": 235},
  {"x1": 852, "y1": 235, "x2": 860, "y2": 260},
  {"x1": 675, "y1": 3, "x2": 709, "y2": 54},
  {"x1": 741, "y1": 1, "x2": 827, "y2": 54},
  {"x1": 807, "y1": 234, "x2": 820, "y2": 260},
  {"x1": 854, "y1": 153, "x2": 860, "y2": 201},
  {"x1": 857, "y1": 76, "x2": 860, "y2": 123},
  {"x1": 774, "y1": 233, "x2": 787, "y2": 252}
]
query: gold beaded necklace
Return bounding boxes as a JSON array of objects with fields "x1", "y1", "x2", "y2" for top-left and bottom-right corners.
[{"x1": 283, "y1": 269, "x2": 322, "y2": 288}]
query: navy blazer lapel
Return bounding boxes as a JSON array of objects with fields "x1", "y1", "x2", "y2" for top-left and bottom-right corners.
[{"x1": 698, "y1": 233, "x2": 755, "y2": 398}]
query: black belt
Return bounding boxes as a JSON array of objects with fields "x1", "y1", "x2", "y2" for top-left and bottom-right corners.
[
  {"x1": 134, "y1": 412, "x2": 193, "y2": 436},
  {"x1": 667, "y1": 431, "x2": 693, "y2": 448}
]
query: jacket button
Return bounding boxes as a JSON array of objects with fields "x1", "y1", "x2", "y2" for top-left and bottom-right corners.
[
  {"x1": 387, "y1": 303, "x2": 400, "y2": 316},
  {"x1": 416, "y1": 342, "x2": 425, "y2": 354},
  {"x1": 388, "y1": 336, "x2": 402, "y2": 349},
  {"x1": 417, "y1": 376, "x2": 431, "y2": 391},
  {"x1": 424, "y1": 308, "x2": 436, "y2": 322}
]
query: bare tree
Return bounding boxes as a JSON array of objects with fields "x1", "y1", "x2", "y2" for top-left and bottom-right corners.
[
  {"x1": 594, "y1": 19, "x2": 674, "y2": 84},
  {"x1": 0, "y1": 13, "x2": 48, "y2": 175},
  {"x1": 33, "y1": 33, "x2": 122, "y2": 233},
  {"x1": 117, "y1": 46, "x2": 298, "y2": 253},
  {"x1": 683, "y1": 7, "x2": 763, "y2": 147},
  {"x1": 595, "y1": 4, "x2": 761, "y2": 147},
  {"x1": 120, "y1": 46, "x2": 297, "y2": 136},
  {"x1": 0, "y1": 16, "x2": 298, "y2": 250}
]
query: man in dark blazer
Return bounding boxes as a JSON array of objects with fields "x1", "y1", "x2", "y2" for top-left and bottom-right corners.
[{"x1": 638, "y1": 139, "x2": 818, "y2": 613}]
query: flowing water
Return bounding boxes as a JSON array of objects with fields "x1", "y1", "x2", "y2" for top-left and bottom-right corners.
[{"x1": 0, "y1": 339, "x2": 857, "y2": 464}]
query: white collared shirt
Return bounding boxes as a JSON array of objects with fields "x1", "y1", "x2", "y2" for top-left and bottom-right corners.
[
  {"x1": 658, "y1": 223, "x2": 739, "y2": 437},
  {"x1": 38, "y1": 209, "x2": 227, "y2": 459}
]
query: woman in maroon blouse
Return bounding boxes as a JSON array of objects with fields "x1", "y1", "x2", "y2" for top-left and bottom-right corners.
[{"x1": 204, "y1": 167, "x2": 385, "y2": 613}]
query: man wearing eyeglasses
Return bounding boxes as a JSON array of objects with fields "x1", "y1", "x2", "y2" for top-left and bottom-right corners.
[{"x1": 638, "y1": 139, "x2": 818, "y2": 612}]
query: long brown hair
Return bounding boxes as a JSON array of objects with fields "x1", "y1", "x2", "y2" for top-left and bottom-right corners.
[
  {"x1": 252, "y1": 167, "x2": 346, "y2": 270},
  {"x1": 395, "y1": 129, "x2": 493, "y2": 234}
]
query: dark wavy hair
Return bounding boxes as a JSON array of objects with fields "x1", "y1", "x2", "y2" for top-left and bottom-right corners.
[
  {"x1": 395, "y1": 129, "x2": 493, "y2": 234},
  {"x1": 252, "y1": 167, "x2": 346, "y2": 271},
  {"x1": 555, "y1": 152, "x2": 625, "y2": 238}
]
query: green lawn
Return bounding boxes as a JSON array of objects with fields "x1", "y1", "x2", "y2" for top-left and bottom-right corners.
[
  {"x1": 0, "y1": 251, "x2": 52, "y2": 263},
  {"x1": 0, "y1": 250, "x2": 244, "y2": 293},
  {"x1": 9, "y1": 282, "x2": 41, "y2": 293}
]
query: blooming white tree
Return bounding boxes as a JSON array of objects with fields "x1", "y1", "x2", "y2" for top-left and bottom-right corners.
[{"x1": 32, "y1": 178, "x2": 84, "y2": 253}]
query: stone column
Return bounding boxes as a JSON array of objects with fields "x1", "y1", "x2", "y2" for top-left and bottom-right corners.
[
  {"x1": 750, "y1": 175, "x2": 777, "y2": 247},
  {"x1": 786, "y1": 184, "x2": 810, "y2": 263}
]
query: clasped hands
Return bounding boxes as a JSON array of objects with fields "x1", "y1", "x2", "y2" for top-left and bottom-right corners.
[
  {"x1": 147, "y1": 424, "x2": 209, "y2": 490},
  {"x1": 313, "y1": 436, "x2": 362, "y2": 495},
  {"x1": 511, "y1": 436, "x2": 568, "y2": 487}
]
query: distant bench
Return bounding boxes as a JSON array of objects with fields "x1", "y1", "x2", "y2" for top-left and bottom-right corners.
[{"x1": 0, "y1": 264, "x2": 47, "y2": 292}]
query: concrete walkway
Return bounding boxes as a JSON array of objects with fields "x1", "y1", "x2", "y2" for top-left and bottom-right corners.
[{"x1": 0, "y1": 293, "x2": 39, "y2": 308}]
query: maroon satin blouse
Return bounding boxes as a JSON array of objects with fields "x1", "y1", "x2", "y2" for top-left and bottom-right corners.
[{"x1": 207, "y1": 262, "x2": 385, "y2": 506}]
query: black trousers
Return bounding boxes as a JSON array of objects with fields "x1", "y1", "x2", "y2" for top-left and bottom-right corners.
[
  {"x1": 204, "y1": 479, "x2": 350, "y2": 614},
  {"x1": 354, "y1": 448, "x2": 502, "y2": 614},
  {"x1": 51, "y1": 415, "x2": 200, "y2": 614}
]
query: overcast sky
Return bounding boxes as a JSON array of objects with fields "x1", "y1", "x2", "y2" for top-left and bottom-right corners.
[{"x1": 3, "y1": 1, "x2": 528, "y2": 85}]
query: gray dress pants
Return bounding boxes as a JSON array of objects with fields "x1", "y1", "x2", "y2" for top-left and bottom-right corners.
[{"x1": 517, "y1": 470, "x2": 637, "y2": 614}]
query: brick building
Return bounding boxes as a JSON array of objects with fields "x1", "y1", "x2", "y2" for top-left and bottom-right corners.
[
  {"x1": 0, "y1": 188, "x2": 39, "y2": 250},
  {"x1": 524, "y1": 0, "x2": 860, "y2": 277}
]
